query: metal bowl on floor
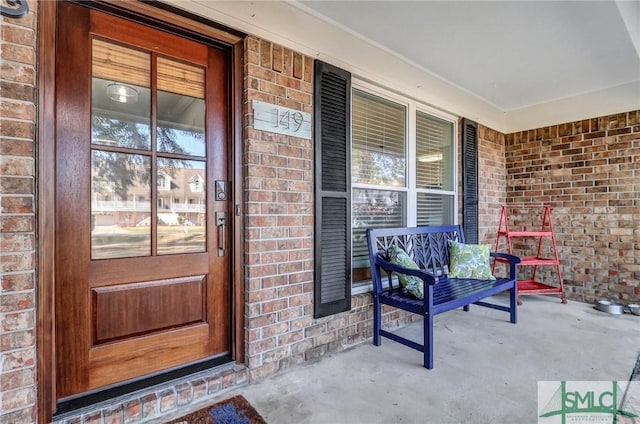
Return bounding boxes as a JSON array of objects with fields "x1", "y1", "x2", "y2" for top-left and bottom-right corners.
[
  {"x1": 628, "y1": 304, "x2": 640, "y2": 316},
  {"x1": 596, "y1": 300, "x2": 624, "y2": 315}
]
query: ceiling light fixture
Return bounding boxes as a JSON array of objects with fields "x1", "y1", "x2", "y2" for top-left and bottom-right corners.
[{"x1": 107, "y1": 83, "x2": 139, "y2": 104}]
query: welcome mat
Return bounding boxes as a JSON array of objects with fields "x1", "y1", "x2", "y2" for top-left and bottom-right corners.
[{"x1": 166, "y1": 395, "x2": 267, "y2": 424}]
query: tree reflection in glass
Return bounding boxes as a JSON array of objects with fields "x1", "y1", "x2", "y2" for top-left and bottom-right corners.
[
  {"x1": 91, "y1": 151, "x2": 151, "y2": 259},
  {"x1": 90, "y1": 41, "x2": 208, "y2": 259}
]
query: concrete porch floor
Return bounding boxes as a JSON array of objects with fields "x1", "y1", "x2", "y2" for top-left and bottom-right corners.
[{"x1": 237, "y1": 295, "x2": 639, "y2": 424}]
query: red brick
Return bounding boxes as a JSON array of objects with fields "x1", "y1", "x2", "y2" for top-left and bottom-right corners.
[
  {"x1": 1, "y1": 311, "x2": 35, "y2": 332},
  {"x1": 0, "y1": 81, "x2": 35, "y2": 102},
  {"x1": 0, "y1": 233, "x2": 34, "y2": 252},
  {"x1": 0, "y1": 61, "x2": 35, "y2": 85},
  {"x1": 0, "y1": 253, "x2": 34, "y2": 272},
  {"x1": 245, "y1": 37, "x2": 259, "y2": 53},
  {"x1": 103, "y1": 405, "x2": 123, "y2": 424},
  {"x1": 0, "y1": 291, "x2": 34, "y2": 312},
  {"x1": 0, "y1": 120, "x2": 34, "y2": 139},
  {"x1": 1, "y1": 273, "x2": 34, "y2": 293},
  {"x1": 0, "y1": 43, "x2": 34, "y2": 65},
  {"x1": 1, "y1": 387, "x2": 36, "y2": 413},
  {"x1": 282, "y1": 48, "x2": 293, "y2": 77},
  {"x1": 0, "y1": 216, "x2": 33, "y2": 232},
  {"x1": 0, "y1": 330, "x2": 34, "y2": 352},
  {"x1": 0, "y1": 138, "x2": 33, "y2": 156},
  {"x1": 259, "y1": 40, "x2": 271, "y2": 69},
  {"x1": 0, "y1": 196, "x2": 33, "y2": 213},
  {"x1": 272, "y1": 45, "x2": 283, "y2": 73},
  {"x1": 1, "y1": 348, "x2": 35, "y2": 372}
]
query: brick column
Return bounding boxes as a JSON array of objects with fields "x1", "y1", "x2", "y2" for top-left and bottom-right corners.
[
  {"x1": 0, "y1": 1, "x2": 38, "y2": 422},
  {"x1": 243, "y1": 37, "x2": 317, "y2": 380}
]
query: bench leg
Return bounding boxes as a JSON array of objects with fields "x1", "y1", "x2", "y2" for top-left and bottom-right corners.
[
  {"x1": 463, "y1": 305, "x2": 470, "y2": 312},
  {"x1": 423, "y1": 312, "x2": 434, "y2": 369},
  {"x1": 509, "y1": 286, "x2": 518, "y2": 324},
  {"x1": 373, "y1": 295, "x2": 381, "y2": 346}
]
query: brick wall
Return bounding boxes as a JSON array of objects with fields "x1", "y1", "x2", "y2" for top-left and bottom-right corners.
[
  {"x1": 243, "y1": 36, "x2": 418, "y2": 382},
  {"x1": 505, "y1": 111, "x2": 640, "y2": 304},
  {"x1": 0, "y1": 2, "x2": 38, "y2": 422},
  {"x1": 478, "y1": 125, "x2": 507, "y2": 244}
]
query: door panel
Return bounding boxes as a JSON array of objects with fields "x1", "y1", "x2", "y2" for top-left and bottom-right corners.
[
  {"x1": 92, "y1": 275, "x2": 207, "y2": 344},
  {"x1": 55, "y1": 2, "x2": 230, "y2": 399}
]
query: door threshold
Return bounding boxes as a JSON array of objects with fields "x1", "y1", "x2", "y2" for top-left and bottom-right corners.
[{"x1": 54, "y1": 355, "x2": 234, "y2": 417}]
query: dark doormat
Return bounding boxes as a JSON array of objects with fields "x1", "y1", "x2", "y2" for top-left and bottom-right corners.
[{"x1": 166, "y1": 395, "x2": 267, "y2": 424}]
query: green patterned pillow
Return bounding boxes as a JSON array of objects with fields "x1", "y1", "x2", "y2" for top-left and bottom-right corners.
[
  {"x1": 388, "y1": 245, "x2": 424, "y2": 300},
  {"x1": 448, "y1": 240, "x2": 496, "y2": 280}
]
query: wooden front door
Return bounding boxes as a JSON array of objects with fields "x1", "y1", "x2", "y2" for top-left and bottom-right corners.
[{"x1": 55, "y1": 2, "x2": 231, "y2": 400}]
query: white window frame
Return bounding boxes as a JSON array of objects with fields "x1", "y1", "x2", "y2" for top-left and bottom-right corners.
[{"x1": 351, "y1": 79, "x2": 458, "y2": 294}]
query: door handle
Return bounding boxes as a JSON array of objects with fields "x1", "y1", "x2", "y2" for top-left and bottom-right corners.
[{"x1": 216, "y1": 211, "x2": 227, "y2": 257}]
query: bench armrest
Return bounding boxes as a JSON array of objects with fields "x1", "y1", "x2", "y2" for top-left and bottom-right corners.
[
  {"x1": 374, "y1": 254, "x2": 438, "y2": 286},
  {"x1": 490, "y1": 252, "x2": 521, "y2": 280}
]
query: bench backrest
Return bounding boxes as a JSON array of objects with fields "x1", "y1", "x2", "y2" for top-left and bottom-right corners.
[{"x1": 366, "y1": 225, "x2": 465, "y2": 293}]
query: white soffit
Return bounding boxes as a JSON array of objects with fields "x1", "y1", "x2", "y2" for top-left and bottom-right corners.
[{"x1": 163, "y1": 1, "x2": 640, "y2": 133}]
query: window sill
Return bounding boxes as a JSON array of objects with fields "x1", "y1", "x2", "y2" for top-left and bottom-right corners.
[{"x1": 351, "y1": 276, "x2": 399, "y2": 295}]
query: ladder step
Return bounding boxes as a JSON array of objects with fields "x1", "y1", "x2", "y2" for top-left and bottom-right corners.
[{"x1": 493, "y1": 204, "x2": 566, "y2": 303}]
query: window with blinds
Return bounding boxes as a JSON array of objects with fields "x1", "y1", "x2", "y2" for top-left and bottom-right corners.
[
  {"x1": 416, "y1": 112, "x2": 455, "y2": 229},
  {"x1": 351, "y1": 90, "x2": 407, "y2": 282},
  {"x1": 350, "y1": 84, "x2": 456, "y2": 289},
  {"x1": 352, "y1": 89, "x2": 406, "y2": 187},
  {"x1": 416, "y1": 111, "x2": 453, "y2": 191}
]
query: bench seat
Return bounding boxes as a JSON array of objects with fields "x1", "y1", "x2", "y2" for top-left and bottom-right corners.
[{"x1": 366, "y1": 225, "x2": 521, "y2": 369}]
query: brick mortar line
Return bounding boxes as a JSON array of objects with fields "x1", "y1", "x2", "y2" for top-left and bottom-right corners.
[
  {"x1": 0, "y1": 101, "x2": 36, "y2": 110},
  {"x1": 0, "y1": 66, "x2": 37, "y2": 77},
  {"x1": 0, "y1": 117, "x2": 35, "y2": 124}
]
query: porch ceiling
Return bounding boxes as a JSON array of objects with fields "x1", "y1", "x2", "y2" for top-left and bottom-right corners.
[
  {"x1": 297, "y1": 1, "x2": 640, "y2": 112},
  {"x1": 163, "y1": 1, "x2": 640, "y2": 132}
]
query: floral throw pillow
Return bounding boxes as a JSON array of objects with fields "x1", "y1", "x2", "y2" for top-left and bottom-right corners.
[
  {"x1": 448, "y1": 240, "x2": 496, "y2": 280},
  {"x1": 388, "y1": 245, "x2": 424, "y2": 300}
]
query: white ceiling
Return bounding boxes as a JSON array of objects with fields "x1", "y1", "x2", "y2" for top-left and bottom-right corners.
[
  {"x1": 165, "y1": 0, "x2": 640, "y2": 131},
  {"x1": 296, "y1": 0, "x2": 640, "y2": 112}
]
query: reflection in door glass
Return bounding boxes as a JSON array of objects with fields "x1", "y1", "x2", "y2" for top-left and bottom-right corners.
[
  {"x1": 91, "y1": 151, "x2": 151, "y2": 259},
  {"x1": 157, "y1": 159, "x2": 206, "y2": 255},
  {"x1": 91, "y1": 39, "x2": 151, "y2": 150},
  {"x1": 157, "y1": 57, "x2": 205, "y2": 157}
]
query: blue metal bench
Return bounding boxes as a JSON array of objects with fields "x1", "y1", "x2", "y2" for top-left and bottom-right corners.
[{"x1": 366, "y1": 225, "x2": 521, "y2": 369}]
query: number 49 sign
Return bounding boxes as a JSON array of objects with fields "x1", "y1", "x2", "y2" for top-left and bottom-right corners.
[{"x1": 252, "y1": 100, "x2": 312, "y2": 140}]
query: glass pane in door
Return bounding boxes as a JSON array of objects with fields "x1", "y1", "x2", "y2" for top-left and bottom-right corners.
[
  {"x1": 91, "y1": 39, "x2": 151, "y2": 150},
  {"x1": 91, "y1": 151, "x2": 151, "y2": 259},
  {"x1": 156, "y1": 57, "x2": 205, "y2": 156},
  {"x1": 157, "y1": 158, "x2": 206, "y2": 255}
]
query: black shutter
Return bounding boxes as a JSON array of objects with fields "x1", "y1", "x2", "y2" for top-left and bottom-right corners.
[
  {"x1": 314, "y1": 60, "x2": 351, "y2": 318},
  {"x1": 462, "y1": 118, "x2": 479, "y2": 244}
]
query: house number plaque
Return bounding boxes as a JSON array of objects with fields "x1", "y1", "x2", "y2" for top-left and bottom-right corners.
[{"x1": 252, "y1": 100, "x2": 312, "y2": 140}]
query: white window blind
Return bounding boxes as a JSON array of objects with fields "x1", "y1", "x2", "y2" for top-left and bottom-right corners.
[
  {"x1": 416, "y1": 193, "x2": 453, "y2": 226},
  {"x1": 352, "y1": 89, "x2": 406, "y2": 187},
  {"x1": 416, "y1": 111, "x2": 454, "y2": 191}
]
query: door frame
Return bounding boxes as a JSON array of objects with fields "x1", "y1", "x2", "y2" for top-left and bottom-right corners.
[{"x1": 37, "y1": 1, "x2": 245, "y2": 421}]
